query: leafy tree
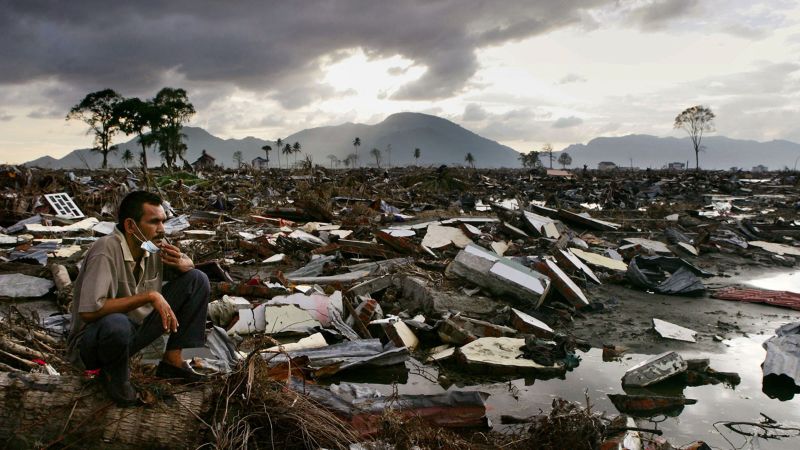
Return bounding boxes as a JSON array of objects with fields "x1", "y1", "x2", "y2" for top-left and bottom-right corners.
[
  {"x1": 370, "y1": 147, "x2": 382, "y2": 168},
  {"x1": 327, "y1": 154, "x2": 338, "y2": 168},
  {"x1": 352, "y1": 137, "x2": 361, "y2": 168},
  {"x1": 517, "y1": 152, "x2": 527, "y2": 167},
  {"x1": 519, "y1": 151, "x2": 543, "y2": 169},
  {"x1": 542, "y1": 143, "x2": 554, "y2": 169},
  {"x1": 121, "y1": 149, "x2": 134, "y2": 167},
  {"x1": 465, "y1": 152, "x2": 475, "y2": 169},
  {"x1": 674, "y1": 105, "x2": 715, "y2": 170},
  {"x1": 261, "y1": 144, "x2": 271, "y2": 169},
  {"x1": 558, "y1": 152, "x2": 572, "y2": 169},
  {"x1": 282, "y1": 143, "x2": 293, "y2": 168},
  {"x1": 292, "y1": 142, "x2": 301, "y2": 165},
  {"x1": 67, "y1": 89, "x2": 124, "y2": 169},
  {"x1": 233, "y1": 150, "x2": 243, "y2": 168},
  {"x1": 275, "y1": 138, "x2": 283, "y2": 169},
  {"x1": 153, "y1": 87, "x2": 195, "y2": 169},
  {"x1": 414, "y1": 147, "x2": 421, "y2": 165},
  {"x1": 113, "y1": 97, "x2": 162, "y2": 177}
]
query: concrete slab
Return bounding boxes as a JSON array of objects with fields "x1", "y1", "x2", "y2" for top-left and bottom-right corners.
[
  {"x1": 262, "y1": 305, "x2": 317, "y2": 334},
  {"x1": 570, "y1": 248, "x2": 628, "y2": 272},
  {"x1": 421, "y1": 224, "x2": 473, "y2": 249},
  {"x1": 522, "y1": 210, "x2": 560, "y2": 238},
  {"x1": 555, "y1": 249, "x2": 601, "y2": 284},
  {"x1": 622, "y1": 351, "x2": 688, "y2": 387},
  {"x1": 623, "y1": 238, "x2": 672, "y2": 255},
  {"x1": 533, "y1": 258, "x2": 589, "y2": 309},
  {"x1": 510, "y1": 308, "x2": 554, "y2": 338},
  {"x1": 457, "y1": 337, "x2": 565, "y2": 376},
  {"x1": 449, "y1": 245, "x2": 550, "y2": 306},
  {"x1": 382, "y1": 320, "x2": 420, "y2": 351},
  {"x1": 490, "y1": 241, "x2": 508, "y2": 256},
  {"x1": 653, "y1": 318, "x2": 697, "y2": 343}
]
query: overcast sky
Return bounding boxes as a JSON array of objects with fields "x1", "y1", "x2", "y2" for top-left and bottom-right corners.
[{"x1": 1, "y1": 0, "x2": 798, "y2": 164}]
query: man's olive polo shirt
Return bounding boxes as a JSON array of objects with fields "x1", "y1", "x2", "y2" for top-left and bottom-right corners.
[{"x1": 66, "y1": 227, "x2": 163, "y2": 366}]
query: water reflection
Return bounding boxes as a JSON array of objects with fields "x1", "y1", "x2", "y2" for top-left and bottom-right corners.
[
  {"x1": 330, "y1": 334, "x2": 800, "y2": 449},
  {"x1": 747, "y1": 271, "x2": 800, "y2": 293}
]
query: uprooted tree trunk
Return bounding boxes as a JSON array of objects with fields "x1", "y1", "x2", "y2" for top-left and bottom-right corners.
[{"x1": 0, "y1": 372, "x2": 212, "y2": 449}]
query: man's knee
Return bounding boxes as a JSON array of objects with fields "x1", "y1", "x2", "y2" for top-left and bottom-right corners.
[
  {"x1": 177, "y1": 268, "x2": 209, "y2": 292},
  {"x1": 190, "y1": 268, "x2": 210, "y2": 288},
  {"x1": 96, "y1": 313, "x2": 133, "y2": 348}
]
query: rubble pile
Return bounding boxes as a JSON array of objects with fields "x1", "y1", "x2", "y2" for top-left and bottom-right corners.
[{"x1": 1, "y1": 164, "x2": 800, "y2": 448}]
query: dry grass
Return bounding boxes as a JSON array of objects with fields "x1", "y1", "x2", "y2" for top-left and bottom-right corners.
[{"x1": 203, "y1": 346, "x2": 359, "y2": 450}]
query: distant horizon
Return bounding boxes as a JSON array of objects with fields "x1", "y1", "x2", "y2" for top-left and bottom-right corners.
[
  {"x1": 4, "y1": 111, "x2": 798, "y2": 166},
  {"x1": 18, "y1": 114, "x2": 800, "y2": 172}
]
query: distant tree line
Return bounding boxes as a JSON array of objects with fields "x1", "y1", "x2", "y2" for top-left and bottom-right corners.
[{"x1": 67, "y1": 87, "x2": 195, "y2": 174}]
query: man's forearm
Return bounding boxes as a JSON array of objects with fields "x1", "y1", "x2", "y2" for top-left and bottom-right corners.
[{"x1": 79, "y1": 291, "x2": 156, "y2": 323}]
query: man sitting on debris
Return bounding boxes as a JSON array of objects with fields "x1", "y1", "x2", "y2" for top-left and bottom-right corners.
[{"x1": 67, "y1": 191, "x2": 210, "y2": 406}]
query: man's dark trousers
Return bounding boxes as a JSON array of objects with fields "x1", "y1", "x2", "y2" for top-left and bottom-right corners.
[{"x1": 79, "y1": 269, "x2": 210, "y2": 383}]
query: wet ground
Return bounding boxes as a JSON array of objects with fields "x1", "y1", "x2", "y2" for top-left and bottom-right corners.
[
  {"x1": 317, "y1": 269, "x2": 800, "y2": 449},
  {"x1": 325, "y1": 330, "x2": 799, "y2": 449}
]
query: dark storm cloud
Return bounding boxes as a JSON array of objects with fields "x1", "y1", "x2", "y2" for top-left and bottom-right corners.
[
  {"x1": 625, "y1": 0, "x2": 700, "y2": 29},
  {"x1": 0, "y1": 0, "x2": 616, "y2": 108}
]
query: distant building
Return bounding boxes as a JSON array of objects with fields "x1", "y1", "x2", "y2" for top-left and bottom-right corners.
[
  {"x1": 597, "y1": 161, "x2": 617, "y2": 171},
  {"x1": 752, "y1": 165, "x2": 768, "y2": 173},
  {"x1": 192, "y1": 150, "x2": 216, "y2": 170},
  {"x1": 668, "y1": 162, "x2": 685, "y2": 170},
  {"x1": 252, "y1": 156, "x2": 269, "y2": 170}
]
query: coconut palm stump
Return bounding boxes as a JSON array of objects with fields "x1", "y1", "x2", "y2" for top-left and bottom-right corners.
[{"x1": 0, "y1": 372, "x2": 212, "y2": 448}]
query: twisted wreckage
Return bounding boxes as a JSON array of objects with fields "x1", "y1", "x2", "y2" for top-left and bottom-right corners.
[{"x1": 1, "y1": 164, "x2": 800, "y2": 448}]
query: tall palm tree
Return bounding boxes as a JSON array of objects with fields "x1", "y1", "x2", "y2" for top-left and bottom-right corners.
[
  {"x1": 282, "y1": 143, "x2": 293, "y2": 169},
  {"x1": 352, "y1": 137, "x2": 361, "y2": 168},
  {"x1": 261, "y1": 144, "x2": 272, "y2": 169},
  {"x1": 275, "y1": 138, "x2": 283, "y2": 169},
  {"x1": 465, "y1": 152, "x2": 475, "y2": 169},
  {"x1": 370, "y1": 148, "x2": 381, "y2": 168},
  {"x1": 292, "y1": 142, "x2": 301, "y2": 165},
  {"x1": 121, "y1": 149, "x2": 134, "y2": 167}
]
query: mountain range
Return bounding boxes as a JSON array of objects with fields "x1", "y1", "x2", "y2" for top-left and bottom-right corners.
[
  {"x1": 23, "y1": 112, "x2": 800, "y2": 170},
  {"x1": 25, "y1": 112, "x2": 522, "y2": 170},
  {"x1": 561, "y1": 135, "x2": 800, "y2": 171}
]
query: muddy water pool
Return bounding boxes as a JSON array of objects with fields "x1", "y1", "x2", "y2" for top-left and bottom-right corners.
[{"x1": 331, "y1": 334, "x2": 800, "y2": 449}]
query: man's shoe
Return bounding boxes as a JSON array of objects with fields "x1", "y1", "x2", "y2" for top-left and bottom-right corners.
[
  {"x1": 100, "y1": 373, "x2": 139, "y2": 407},
  {"x1": 155, "y1": 361, "x2": 205, "y2": 382}
]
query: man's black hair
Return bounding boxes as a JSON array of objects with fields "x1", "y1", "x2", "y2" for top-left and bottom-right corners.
[{"x1": 116, "y1": 191, "x2": 163, "y2": 232}]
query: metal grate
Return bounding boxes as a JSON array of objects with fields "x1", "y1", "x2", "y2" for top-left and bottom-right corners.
[{"x1": 44, "y1": 193, "x2": 85, "y2": 219}]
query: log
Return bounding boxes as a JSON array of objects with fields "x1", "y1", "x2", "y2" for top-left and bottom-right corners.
[
  {"x1": 0, "y1": 348, "x2": 38, "y2": 369},
  {"x1": 0, "y1": 372, "x2": 213, "y2": 448},
  {"x1": 50, "y1": 264, "x2": 73, "y2": 292},
  {"x1": 9, "y1": 324, "x2": 60, "y2": 347},
  {"x1": 0, "y1": 338, "x2": 46, "y2": 360}
]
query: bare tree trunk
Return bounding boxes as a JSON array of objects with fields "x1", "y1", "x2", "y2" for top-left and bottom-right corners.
[{"x1": 0, "y1": 372, "x2": 212, "y2": 449}]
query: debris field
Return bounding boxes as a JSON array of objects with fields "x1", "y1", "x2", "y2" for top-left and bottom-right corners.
[{"x1": 1, "y1": 164, "x2": 800, "y2": 449}]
